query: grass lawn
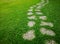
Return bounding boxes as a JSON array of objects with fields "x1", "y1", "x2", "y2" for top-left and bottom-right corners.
[{"x1": 0, "y1": 0, "x2": 60, "y2": 44}]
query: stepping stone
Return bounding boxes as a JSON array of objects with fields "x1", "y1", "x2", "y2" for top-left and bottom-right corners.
[
  {"x1": 39, "y1": 16, "x2": 47, "y2": 20},
  {"x1": 22, "y1": 30, "x2": 35, "y2": 40},
  {"x1": 45, "y1": 40, "x2": 57, "y2": 44},
  {"x1": 40, "y1": 28, "x2": 55, "y2": 36},
  {"x1": 28, "y1": 16, "x2": 36, "y2": 20},
  {"x1": 27, "y1": 12, "x2": 33, "y2": 15},
  {"x1": 36, "y1": 12, "x2": 43, "y2": 15},
  {"x1": 28, "y1": 9, "x2": 33, "y2": 12},
  {"x1": 27, "y1": 21, "x2": 35, "y2": 27},
  {"x1": 40, "y1": 21, "x2": 54, "y2": 27}
]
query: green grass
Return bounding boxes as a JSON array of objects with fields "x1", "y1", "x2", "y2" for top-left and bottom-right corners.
[{"x1": 0, "y1": 0, "x2": 60, "y2": 44}]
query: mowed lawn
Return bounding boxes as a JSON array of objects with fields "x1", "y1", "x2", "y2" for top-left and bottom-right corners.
[{"x1": 0, "y1": 0, "x2": 60, "y2": 44}]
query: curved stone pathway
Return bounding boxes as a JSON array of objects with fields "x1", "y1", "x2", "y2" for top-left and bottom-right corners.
[{"x1": 22, "y1": 0, "x2": 58, "y2": 44}]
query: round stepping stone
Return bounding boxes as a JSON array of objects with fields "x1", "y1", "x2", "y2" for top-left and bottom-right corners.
[
  {"x1": 22, "y1": 30, "x2": 35, "y2": 40},
  {"x1": 27, "y1": 21, "x2": 35, "y2": 27}
]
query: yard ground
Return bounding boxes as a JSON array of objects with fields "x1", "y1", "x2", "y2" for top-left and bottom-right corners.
[{"x1": 0, "y1": 0, "x2": 60, "y2": 44}]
